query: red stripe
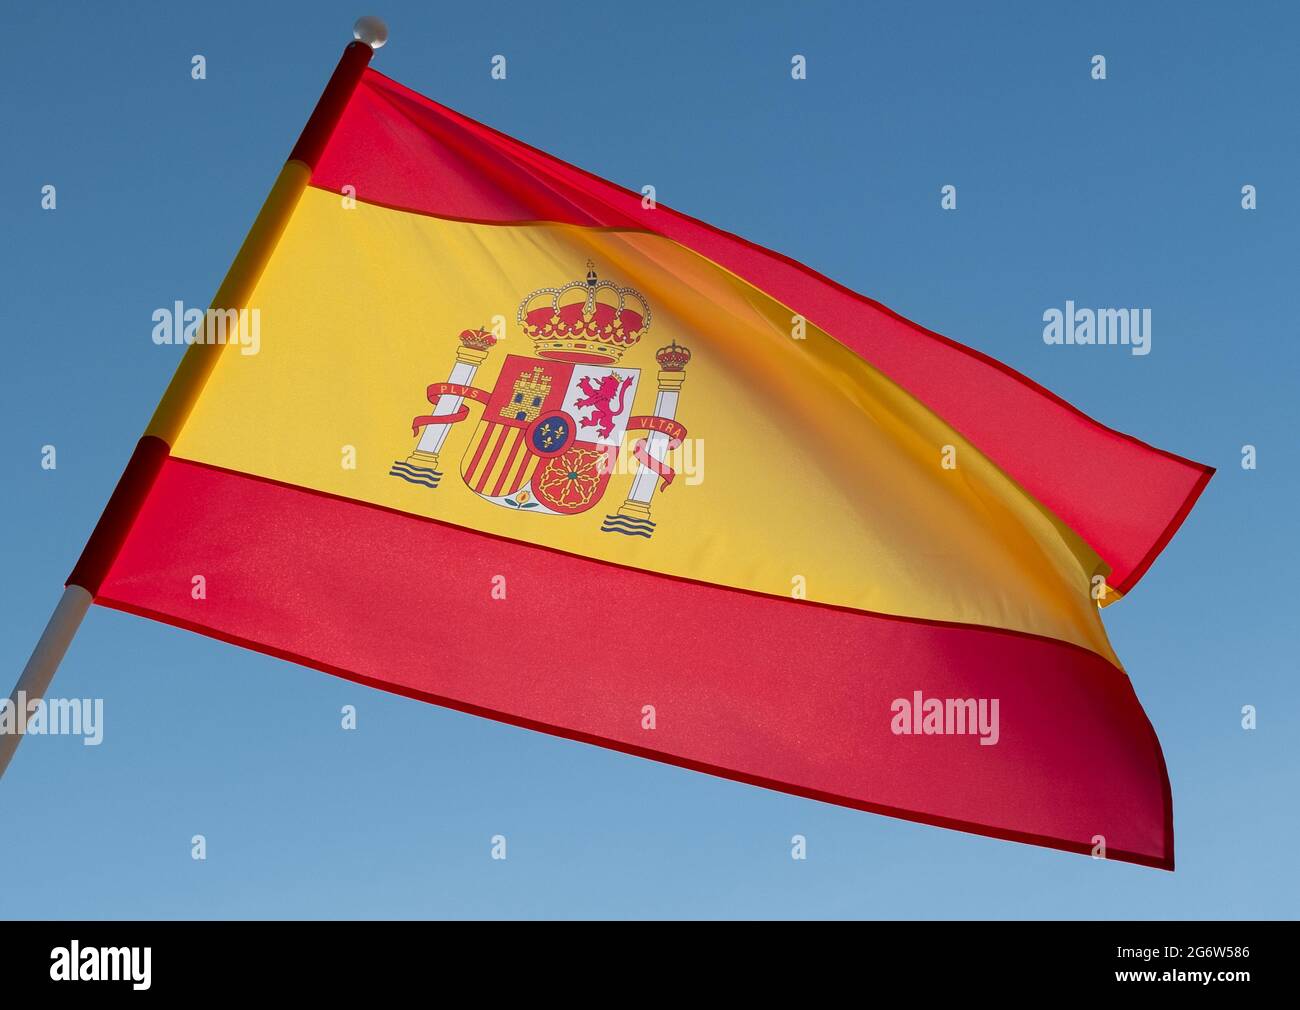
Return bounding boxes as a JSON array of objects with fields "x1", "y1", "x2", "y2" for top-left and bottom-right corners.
[
  {"x1": 490, "y1": 428, "x2": 523, "y2": 498},
  {"x1": 1114, "y1": 464, "x2": 1214, "y2": 595},
  {"x1": 462, "y1": 421, "x2": 495, "y2": 486},
  {"x1": 67, "y1": 435, "x2": 169, "y2": 594},
  {"x1": 506, "y1": 447, "x2": 534, "y2": 495},
  {"x1": 286, "y1": 41, "x2": 374, "y2": 170},
  {"x1": 96, "y1": 457, "x2": 1174, "y2": 869},
  {"x1": 473, "y1": 424, "x2": 509, "y2": 494},
  {"x1": 310, "y1": 69, "x2": 1211, "y2": 595}
]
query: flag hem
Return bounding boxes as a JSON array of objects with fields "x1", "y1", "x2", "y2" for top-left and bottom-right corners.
[{"x1": 1112, "y1": 464, "x2": 1214, "y2": 596}]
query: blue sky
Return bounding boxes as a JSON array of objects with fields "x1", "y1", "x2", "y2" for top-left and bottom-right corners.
[{"x1": 1, "y1": 0, "x2": 1296, "y2": 918}]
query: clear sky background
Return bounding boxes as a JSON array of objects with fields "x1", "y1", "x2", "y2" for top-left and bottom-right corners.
[{"x1": 1, "y1": 1, "x2": 1295, "y2": 919}]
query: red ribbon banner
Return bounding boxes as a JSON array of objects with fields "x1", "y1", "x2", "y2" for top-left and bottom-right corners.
[
  {"x1": 626, "y1": 416, "x2": 689, "y2": 492},
  {"x1": 411, "y1": 384, "x2": 492, "y2": 436}
]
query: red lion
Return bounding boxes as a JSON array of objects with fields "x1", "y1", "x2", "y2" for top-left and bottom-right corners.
[{"x1": 574, "y1": 373, "x2": 634, "y2": 439}]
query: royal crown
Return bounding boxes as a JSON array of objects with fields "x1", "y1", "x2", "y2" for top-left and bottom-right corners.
[
  {"x1": 518, "y1": 263, "x2": 650, "y2": 365},
  {"x1": 655, "y1": 340, "x2": 691, "y2": 372},
  {"x1": 458, "y1": 327, "x2": 497, "y2": 352}
]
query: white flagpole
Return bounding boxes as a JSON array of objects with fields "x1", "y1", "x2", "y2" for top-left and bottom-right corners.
[
  {"x1": 0, "y1": 587, "x2": 92, "y2": 778},
  {"x1": 0, "y1": 18, "x2": 388, "y2": 781}
]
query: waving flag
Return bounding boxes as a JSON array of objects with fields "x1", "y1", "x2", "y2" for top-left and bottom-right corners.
[{"x1": 40, "y1": 39, "x2": 1209, "y2": 868}]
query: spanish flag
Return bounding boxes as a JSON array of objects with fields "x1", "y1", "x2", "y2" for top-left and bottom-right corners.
[{"x1": 58, "y1": 39, "x2": 1210, "y2": 867}]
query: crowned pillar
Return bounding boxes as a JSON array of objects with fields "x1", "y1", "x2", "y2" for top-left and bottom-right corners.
[
  {"x1": 405, "y1": 328, "x2": 496, "y2": 473},
  {"x1": 606, "y1": 341, "x2": 691, "y2": 535}
]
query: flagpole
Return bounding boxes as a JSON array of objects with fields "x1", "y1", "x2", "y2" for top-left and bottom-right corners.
[{"x1": 0, "y1": 18, "x2": 388, "y2": 781}]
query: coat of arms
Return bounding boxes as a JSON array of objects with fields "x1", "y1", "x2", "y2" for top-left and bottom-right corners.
[{"x1": 389, "y1": 264, "x2": 691, "y2": 539}]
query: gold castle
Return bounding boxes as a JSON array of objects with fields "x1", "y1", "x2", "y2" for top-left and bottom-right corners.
[{"x1": 500, "y1": 365, "x2": 553, "y2": 423}]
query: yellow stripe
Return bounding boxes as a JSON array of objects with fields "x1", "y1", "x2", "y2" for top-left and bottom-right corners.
[
  {"x1": 462, "y1": 421, "x2": 494, "y2": 487},
  {"x1": 473, "y1": 425, "x2": 509, "y2": 492},
  {"x1": 170, "y1": 186, "x2": 1118, "y2": 664},
  {"x1": 514, "y1": 454, "x2": 539, "y2": 495},
  {"x1": 489, "y1": 428, "x2": 524, "y2": 496},
  {"x1": 508, "y1": 446, "x2": 536, "y2": 495},
  {"x1": 460, "y1": 420, "x2": 489, "y2": 485},
  {"x1": 148, "y1": 160, "x2": 311, "y2": 445}
]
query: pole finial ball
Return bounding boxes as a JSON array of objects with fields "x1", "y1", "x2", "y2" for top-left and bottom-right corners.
[{"x1": 353, "y1": 16, "x2": 389, "y2": 49}]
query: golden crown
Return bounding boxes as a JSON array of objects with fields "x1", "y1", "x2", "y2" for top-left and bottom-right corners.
[
  {"x1": 458, "y1": 327, "x2": 497, "y2": 351},
  {"x1": 655, "y1": 340, "x2": 691, "y2": 371},
  {"x1": 517, "y1": 263, "x2": 650, "y2": 365}
]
